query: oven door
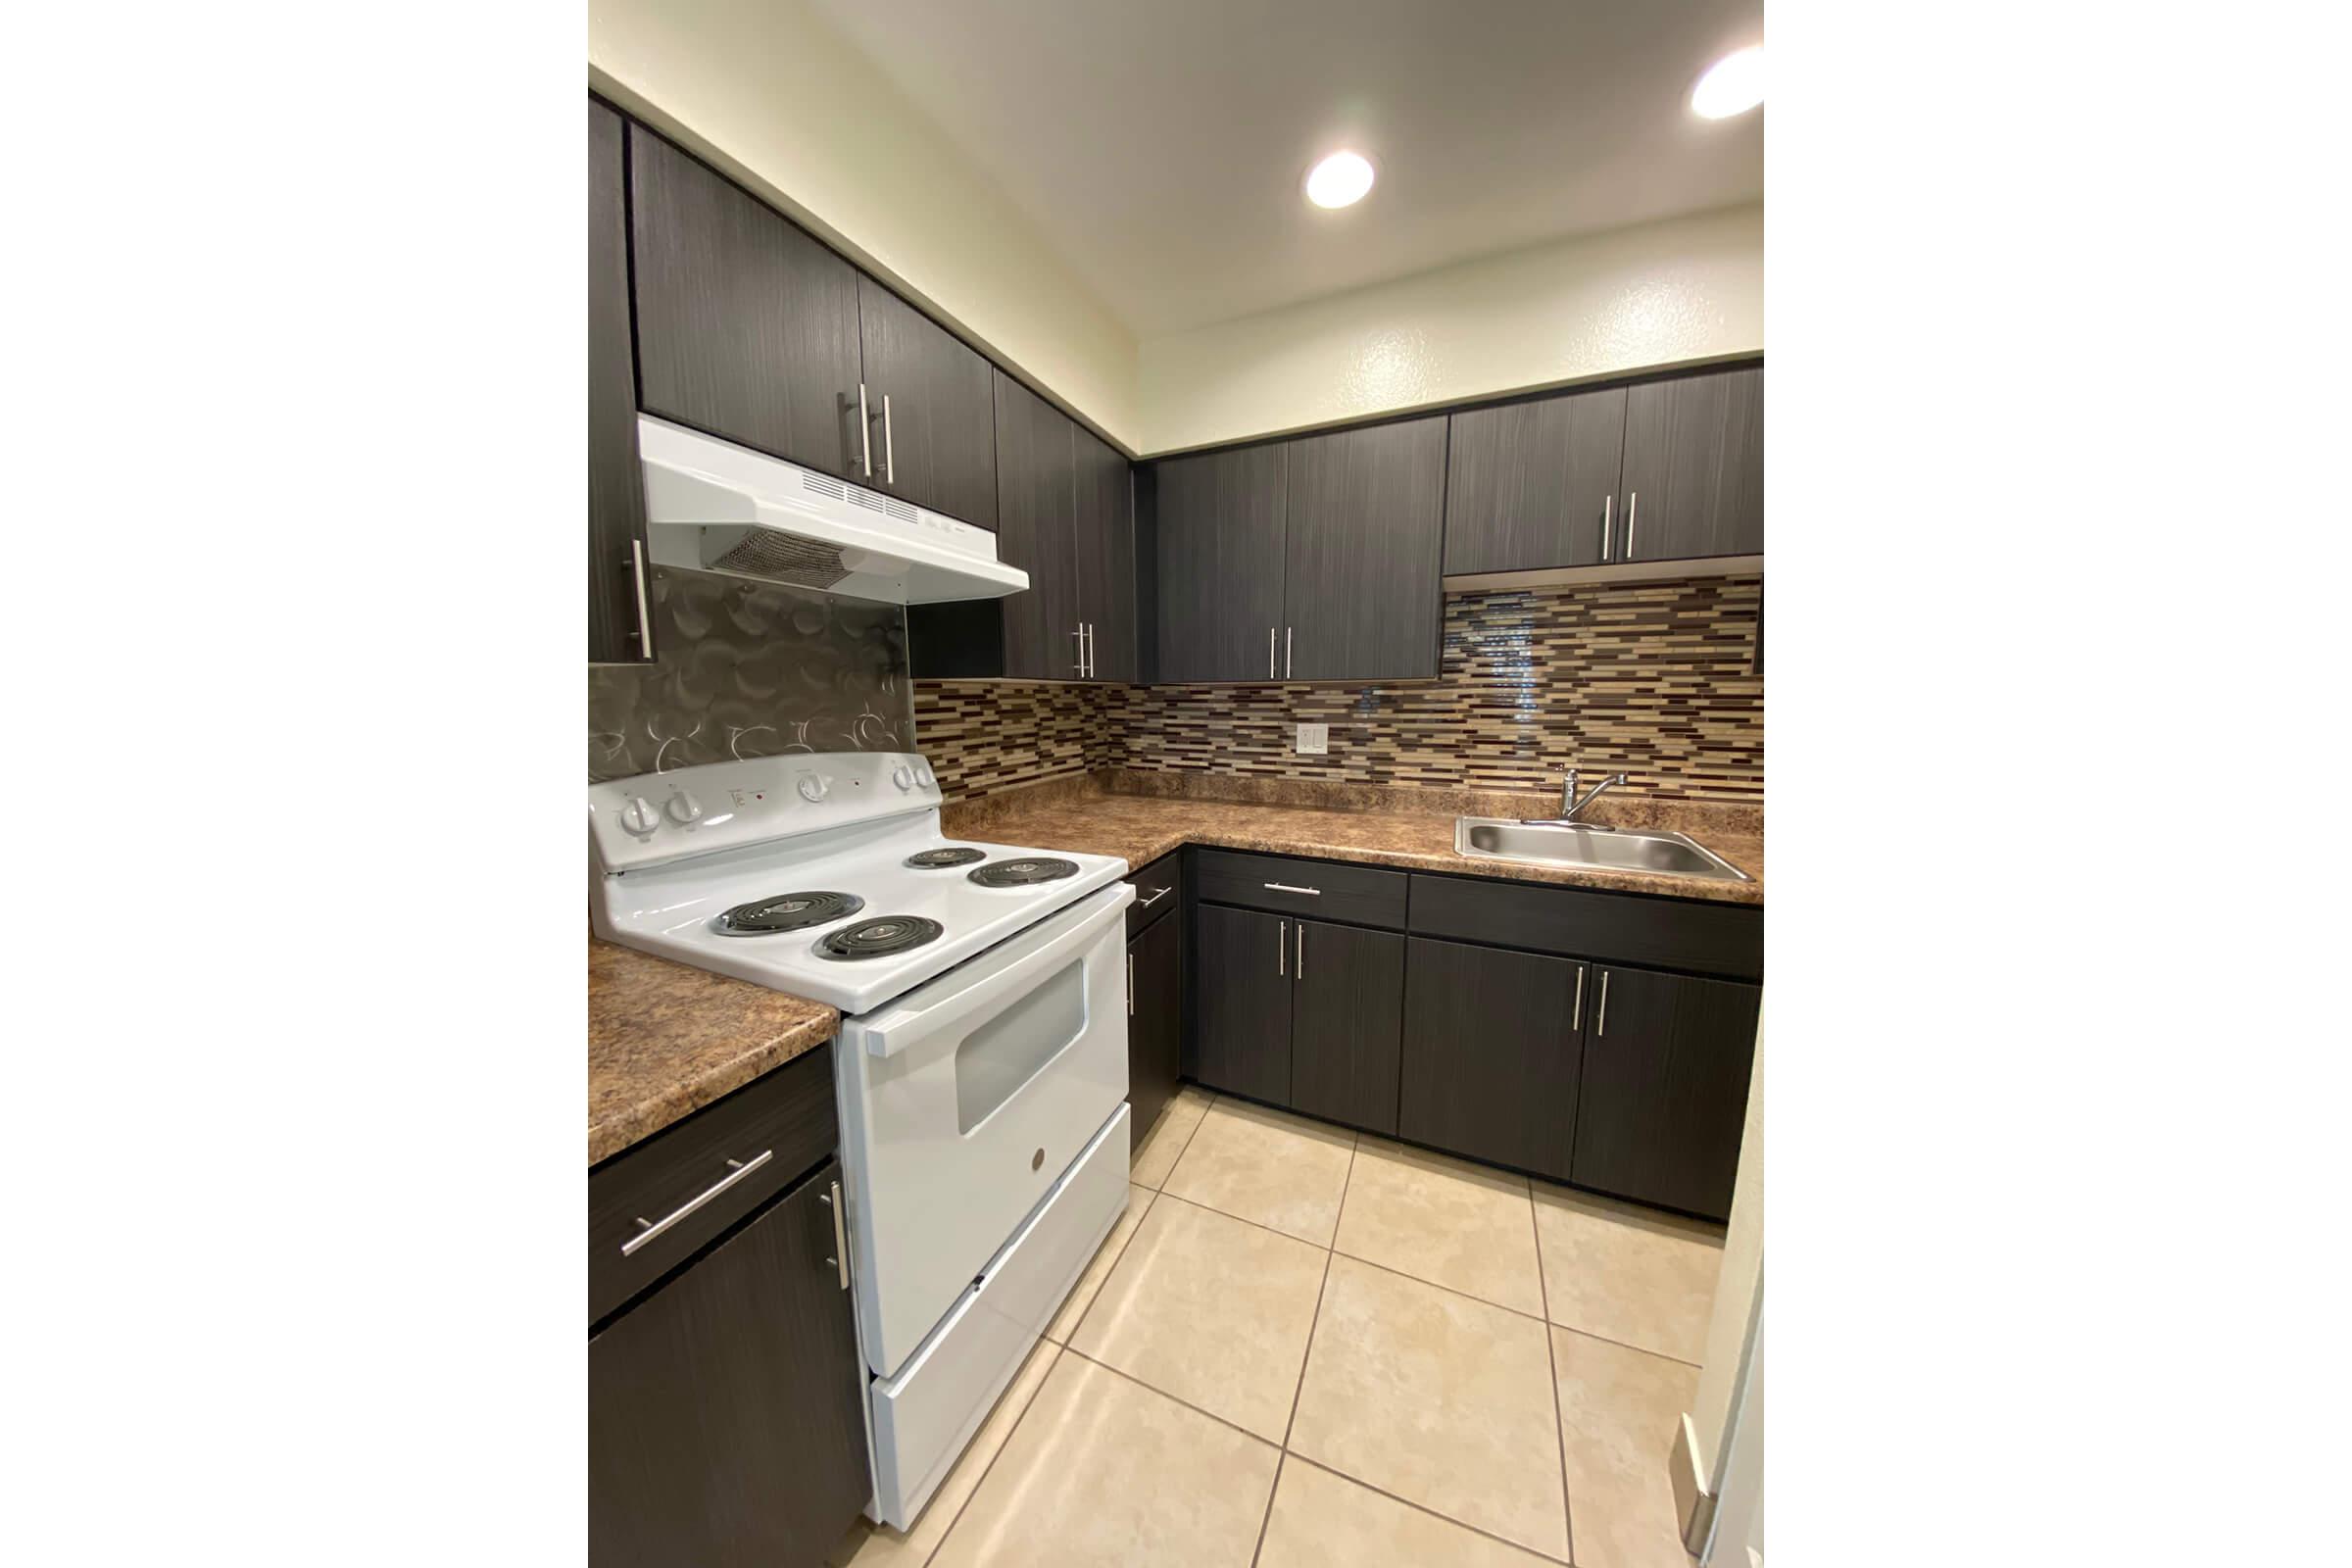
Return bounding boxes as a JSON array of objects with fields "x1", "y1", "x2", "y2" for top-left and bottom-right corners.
[{"x1": 837, "y1": 883, "x2": 1134, "y2": 1377}]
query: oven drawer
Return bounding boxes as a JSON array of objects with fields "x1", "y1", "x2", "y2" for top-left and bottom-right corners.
[
  {"x1": 1195, "y1": 848, "x2": 1408, "y2": 929},
  {"x1": 868, "y1": 1102, "x2": 1129, "y2": 1531},
  {"x1": 588, "y1": 1042, "x2": 837, "y2": 1325},
  {"x1": 1124, "y1": 851, "x2": 1183, "y2": 937}
]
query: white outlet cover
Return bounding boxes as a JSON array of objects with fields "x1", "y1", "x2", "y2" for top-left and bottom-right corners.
[{"x1": 1295, "y1": 722, "x2": 1329, "y2": 755}]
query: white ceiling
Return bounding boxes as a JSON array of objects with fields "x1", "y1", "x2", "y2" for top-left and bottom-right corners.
[{"x1": 806, "y1": 0, "x2": 1763, "y2": 337}]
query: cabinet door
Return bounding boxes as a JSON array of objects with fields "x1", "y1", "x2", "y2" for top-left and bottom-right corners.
[
  {"x1": 1283, "y1": 416, "x2": 1448, "y2": 681},
  {"x1": 1572, "y1": 967, "x2": 1759, "y2": 1220},
  {"x1": 1127, "y1": 910, "x2": 1184, "y2": 1146},
  {"x1": 1192, "y1": 904, "x2": 1294, "y2": 1105},
  {"x1": 1154, "y1": 445, "x2": 1288, "y2": 682},
  {"x1": 858, "y1": 276, "x2": 999, "y2": 528},
  {"x1": 1073, "y1": 425, "x2": 1137, "y2": 682},
  {"x1": 1619, "y1": 367, "x2": 1764, "y2": 564},
  {"x1": 992, "y1": 370, "x2": 1080, "y2": 679},
  {"x1": 1289, "y1": 919, "x2": 1405, "y2": 1135},
  {"x1": 1443, "y1": 386, "x2": 1627, "y2": 574},
  {"x1": 1397, "y1": 937, "x2": 1585, "y2": 1181},
  {"x1": 589, "y1": 101, "x2": 653, "y2": 663},
  {"x1": 627, "y1": 127, "x2": 862, "y2": 478},
  {"x1": 589, "y1": 1161, "x2": 865, "y2": 1568}
]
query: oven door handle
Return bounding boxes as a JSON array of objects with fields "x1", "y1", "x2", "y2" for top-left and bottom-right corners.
[{"x1": 856, "y1": 883, "x2": 1137, "y2": 1059}]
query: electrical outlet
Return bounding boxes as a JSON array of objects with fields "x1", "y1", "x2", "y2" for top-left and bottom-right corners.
[{"x1": 1295, "y1": 722, "x2": 1329, "y2": 756}]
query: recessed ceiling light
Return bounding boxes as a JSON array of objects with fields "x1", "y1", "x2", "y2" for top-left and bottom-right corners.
[
  {"x1": 1690, "y1": 45, "x2": 1765, "y2": 120},
  {"x1": 1304, "y1": 150, "x2": 1375, "y2": 210}
]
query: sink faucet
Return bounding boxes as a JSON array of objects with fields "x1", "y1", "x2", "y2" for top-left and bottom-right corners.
[{"x1": 1560, "y1": 769, "x2": 1628, "y2": 822}]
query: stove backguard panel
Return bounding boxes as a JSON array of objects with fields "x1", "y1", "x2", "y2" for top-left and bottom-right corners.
[{"x1": 590, "y1": 565, "x2": 913, "y2": 783}]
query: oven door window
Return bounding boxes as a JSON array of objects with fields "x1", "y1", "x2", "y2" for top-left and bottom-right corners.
[{"x1": 954, "y1": 956, "x2": 1088, "y2": 1135}]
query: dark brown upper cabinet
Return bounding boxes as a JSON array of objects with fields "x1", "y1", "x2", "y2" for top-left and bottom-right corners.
[
  {"x1": 1443, "y1": 385, "x2": 1627, "y2": 574},
  {"x1": 1282, "y1": 416, "x2": 1448, "y2": 681},
  {"x1": 1153, "y1": 444, "x2": 1289, "y2": 682},
  {"x1": 589, "y1": 99, "x2": 654, "y2": 664},
  {"x1": 627, "y1": 126, "x2": 863, "y2": 479},
  {"x1": 1619, "y1": 365, "x2": 1764, "y2": 564},
  {"x1": 906, "y1": 370, "x2": 1135, "y2": 682},
  {"x1": 856, "y1": 277, "x2": 998, "y2": 528},
  {"x1": 1570, "y1": 963, "x2": 1759, "y2": 1220}
]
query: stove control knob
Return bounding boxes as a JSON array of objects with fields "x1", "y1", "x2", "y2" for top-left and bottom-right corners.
[
  {"x1": 618, "y1": 796, "x2": 660, "y2": 835},
  {"x1": 664, "y1": 791, "x2": 704, "y2": 825},
  {"x1": 797, "y1": 772, "x2": 830, "y2": 804},
  {"x1": 912, "y1": 760, "x2": 936, "y2": 788},
  {"x1": 891, "y1": 764, "x2": 915, "y2": 792}
]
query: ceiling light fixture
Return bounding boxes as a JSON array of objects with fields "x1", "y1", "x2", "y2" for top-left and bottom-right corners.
[
  {"x1": 1303, "y1": 150, "x2": 1375, "y2": 209},
  {"x1": 1690, "y1": 45, "x2": 1765, "y2": 119}
]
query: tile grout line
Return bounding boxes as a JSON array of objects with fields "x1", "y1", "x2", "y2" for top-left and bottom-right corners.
[
  {"x1": 1056, "y1": 1186, "x2": 1160, "y2": 1348},
  {"x1": 1060, "y1": 1343, "x2": 1283, "y2": 1449},
  {"x1": 1280, "y1": 1451, "x2": 1576, "y2": 1568},
  {"x1": 1530, "y1": 1178, "x2": 1578, "y2": 1567},
  {"x1": 1139, "y1": 1086, "x2": 1218, "y2": 1193},
  {"x1": 910, "y1": 1341, "x2": 1066, "y2": 1568},
  {"x1": 1277, "y1": 1130, "x2": 1355, "y2": 1451},
  {"x1": 1247, "y1": 1450, "x2": 1287, "y2": 1568}
]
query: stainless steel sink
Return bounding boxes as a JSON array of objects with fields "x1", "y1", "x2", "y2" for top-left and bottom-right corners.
[{"x1": 1454, "y1": 817, "x2": 1752, "y2": 883}]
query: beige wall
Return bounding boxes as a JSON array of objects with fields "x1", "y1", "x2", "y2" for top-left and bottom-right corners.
[
  {"x1": 588, "y1": 0, "x2": 1142, "y2": 449},
  {"x1": 1135, "y1": 203, "x2": 1763, "y2": 454}
]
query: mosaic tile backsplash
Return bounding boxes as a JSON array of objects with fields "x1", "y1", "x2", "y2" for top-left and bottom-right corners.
[
  {"x1": 912, "y1": 576, "x2": 1763, "y2": 804},
  {"x1": 589, "y1": 567, "x2": 912, "y2": 783}
]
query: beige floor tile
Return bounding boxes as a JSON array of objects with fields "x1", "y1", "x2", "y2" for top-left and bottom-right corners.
[
  {"x1": 1160, "y1": 1098, "x2": 1355, "y2": 1244},
  {"x1": 1041, "y1": 1185, "x2": 1154, "y2": 1344},
  {"x1": 1255, "y1": 1456, "x2": 1559, "y2": 1568},
  {"x1": 1128, "y1": 1085, "x2": 1213, "y2": 1189},
  {"x1": 830, "y1": 1341, "x2": 1062, "y2": 1567},
  {"x1": 1334, "y1": 1137, "x2": 1543, "y2": 1316},
  {"x1": 1069, "y1": 1195, "x2": 1329, "y2": 1441},
  {"x1": 1287, "y1": 1256, "x2": 1568, "y2": 1560},
  {"x1": 1532, "y1": 1183, "x2": 1723, "y2": 1363},
  {"x1": 1551, "y1": 1328, "x2": 1701, "y2": 1568},
  {"x1": 928, "y1": 1352, "x2": 1279, "y2": 1568}
]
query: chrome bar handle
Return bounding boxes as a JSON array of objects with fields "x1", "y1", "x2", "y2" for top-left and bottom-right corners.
[
  {"x1": 621, "y1": 1150, "x2": 774, "y2": 1256},
  {"x1": 882, "y1": 393, "x2": 897, "y2": 483},
  {"x1": 858, "y1": 383, "x2": 872, "y2": 476},
  {"x1": 1262, "y1": 881, "x2": 1321, "y2": 896},
  {"x1": 1600, "y1": 495, "x2": 1612, "y2": 562},
  {"x1": 1296, "y1": 922, "x2": 1304, "y2": 978},
  {"x1": 1268, "y1": 626, "x2": 1276, "y2": 678},
  {"x1": 821, "y1": 1179, "x2": 849, "y2": 1290},
  {"x1": 1277, "y1": 918, "x2": 1287, "y2": 977},
  {"x1": 1085, "y1": 622, "x2": 1096, "y2": 677},
  {"x1": 1626, "y1": 491, "x2": 1638, "y2": 559},
  {"x1": 627, "y1": 539, "x2": 656, "y2": 660},
  {"x1": 1127, "y1": 953, "x2": 1135, "y2": 1016},
  {"x1": 1285, "y1": 626, "x2": 1293, "y2": 678},
  {"x1": 1072, "y1": 626, "x2": 1086, "y2": 674},
  {"x1": 1572, "y1": 965, "x2": 1586, "y2": 1031},
  {"x1": 1596, "y1": 971, "x2": 1611, "y2": 1037},
  {"x1": 1137, "y1": 885, "x2": 1173, "y2": 907}
]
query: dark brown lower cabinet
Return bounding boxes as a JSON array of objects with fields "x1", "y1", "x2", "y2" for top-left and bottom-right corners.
[
  {"x1": 1192, "y1": 904, "x2": 1293, "y2": 1104},
  {"x1": 1288, "y1": 919, "x2": 1404, "y2": 1134},
  {"x1": 589, "y1": 1159, "x2": 865, "y2": 1568},
  {"x1": 1571, "y1": 966, "x2": 1761, "y2": 1220},
  {"x1": 1397, "y1": 937, "x2": 1588, "y2": 1182},
  {"x1": 1127, "y1": 909, "x2": 1184, "y2": 1144}
]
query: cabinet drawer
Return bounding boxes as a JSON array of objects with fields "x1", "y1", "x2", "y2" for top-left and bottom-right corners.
[
  {"x1": 1124, "y1": 850, "x2": 1184, "y2": 936},
  {"x1": 1195, "y1": 849, "x2": 1407, "y2": 929},
  {"x1": 1408, "y1": 873, "x2": 1761, "y2": 981},
  {"x1": 589, "y1": 1042, "x2": 838, "y2": 1325}
]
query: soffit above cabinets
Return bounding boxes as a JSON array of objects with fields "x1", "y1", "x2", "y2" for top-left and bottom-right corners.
[{"x1": 807, "y1": 0, "x2": 1762, "y2": 335}]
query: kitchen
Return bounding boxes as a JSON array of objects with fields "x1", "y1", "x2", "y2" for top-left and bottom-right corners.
[{"x1": 587, "y1": 4, "x2": 1762, "y2": 1565}]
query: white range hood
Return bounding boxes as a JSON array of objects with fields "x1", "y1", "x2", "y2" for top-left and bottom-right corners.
[{"x1": 637, "y1": 415, "x2": 1028, "y2": 605}]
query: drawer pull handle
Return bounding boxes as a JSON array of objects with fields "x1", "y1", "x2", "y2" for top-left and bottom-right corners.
[
  {"x1": 620, "y1": 1149, "x2": 774, "y2": 1257},
  {"x1": 1262, "y1": 881, "x2": 1321, "y2": 896},
  {"x1": 822, "y1": 1179, "x2": 849, "y2": 1291},
  {"x1": 1137, "y1": 885, "x2": 1173, "y2": 907}
]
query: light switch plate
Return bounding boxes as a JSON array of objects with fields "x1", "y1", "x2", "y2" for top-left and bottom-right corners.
[{"x1": 1295, "y1": 722, "x2": 1329, "y2": 755}]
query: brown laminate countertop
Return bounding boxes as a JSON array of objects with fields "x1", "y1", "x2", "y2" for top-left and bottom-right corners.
[
  {"x1": 945, "y1": 777, "x2": 1763, "y2": 906},
  {"x1": 589, "y1": 938, "x2": 837, "y2": 1166}
]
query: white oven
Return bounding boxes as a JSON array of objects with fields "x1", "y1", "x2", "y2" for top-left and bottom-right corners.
[{"x1": 834, "y1": 881, "x2": 1135, "y2": 1528}]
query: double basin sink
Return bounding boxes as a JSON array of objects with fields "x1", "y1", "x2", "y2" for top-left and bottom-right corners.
[{"x1": 1454, "y1": 816, "x2": 1752, "y2": 883}]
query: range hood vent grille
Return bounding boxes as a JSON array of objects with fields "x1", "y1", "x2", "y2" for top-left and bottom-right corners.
[{"x1": 706, "y1": 528, "x2": 851, "y2": 589}]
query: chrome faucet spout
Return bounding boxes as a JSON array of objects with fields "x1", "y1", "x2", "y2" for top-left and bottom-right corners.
[{"x1": 1561, "y1": 771, "x2": 1628, "y2": 822}]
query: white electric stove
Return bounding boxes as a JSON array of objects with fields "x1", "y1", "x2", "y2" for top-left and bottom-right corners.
[{"x1": 590, "y1": 751, "x2": 1135, "y2": 1532}]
